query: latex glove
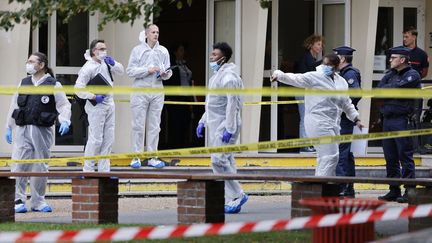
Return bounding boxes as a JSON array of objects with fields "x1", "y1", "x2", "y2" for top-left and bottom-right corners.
[
  {"x1": 196, "y1": 123, "x2": 204, "y2": 138},
  {"x1": 5, "y1": 128, "x2": 12, "y2": 144},
  {"x1": 222, "y1": 130, "x2": 232, "y2": 143},
  {"x1": 271, "y1": 70, "x2": 283, "y2": 82},
  {"x1": 58, "y1": 122, "x2": 70, "y2": 136},
  {"x1": 104, "y1": 56, "x2": 115, "y2": 66},
  {"x1": 95, "y1": 95, "x2": 105, "y2": 104}
]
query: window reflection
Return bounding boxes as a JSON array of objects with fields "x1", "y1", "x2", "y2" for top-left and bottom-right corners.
[
  {"x1": 55, "y1": 74, "x2": 87, "y2": 146},
  {"x1": 56, "y1": 12, "x2": 88, "y2": 67},
  {"x1": 374, "y1": 7, "x2": 393, "y2": 73}
]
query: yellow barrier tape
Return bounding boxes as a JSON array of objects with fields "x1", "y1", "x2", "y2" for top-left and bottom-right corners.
[
  {"x1": 117, "y1": 100, "x2": 303, "y2": 105},
  {"x1": 1, "y1": 85, "x2": 432, "y2": 98},
  {"x1": 1, "y1": 128, "x2": 431, "y2": 164}
]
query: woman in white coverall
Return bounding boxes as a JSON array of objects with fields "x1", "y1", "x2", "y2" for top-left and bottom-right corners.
[
  {"x1": 75, "y1": 39, "x2": 124, "y2": 172},
  {"x1": 271, "y1": 54, "x2": 363, "y2": 176},
  {"x1": 196, "y1": 42, "x2": 248, "y2": 214},
  {"x1": 127, "y1": 24, "x2": 172, "y2": 169},
  {"x1": 5, "y1": 52, "x2": 71, "y2": 213}
]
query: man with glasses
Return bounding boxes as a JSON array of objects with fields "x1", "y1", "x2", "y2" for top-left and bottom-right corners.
[{"x1": 377, "y1": 46, "x2": 421, "y2": 203}]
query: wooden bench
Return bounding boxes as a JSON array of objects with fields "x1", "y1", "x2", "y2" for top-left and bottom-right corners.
[{"x1": 0, "y1": 172, "x2": 431, "y2": 231}]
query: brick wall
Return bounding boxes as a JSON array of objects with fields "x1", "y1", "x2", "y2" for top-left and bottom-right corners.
[
  {"x1": 408, "y1": 187, "x2": 432, "y2": 232},
  {"x1": 0, "y1": 178, "x2": 14, "y2": 222},
  {"x1": 72, "y1": 178, "x2": 118, "y2": 224},
  {"x1": 177, "y1": 180, "x2": 224, "y2": 224},
  {"x1": 291, "y1": 182, "x2": 339, "y2": 218}
]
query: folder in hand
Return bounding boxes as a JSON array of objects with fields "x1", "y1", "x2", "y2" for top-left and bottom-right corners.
[{"x1": 87, "y1": 73, "x2": 110, "y2": 106}]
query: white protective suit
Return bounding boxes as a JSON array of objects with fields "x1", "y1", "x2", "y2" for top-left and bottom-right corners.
[
  {"x1": 6, "y1": 73, "x2": 71, "y2": 210},
  {"x1": 273, "y1": 70, "x2": 359, "y2": 176},
  {"x1": 199, "y1": 63, "x2": 244, "y2": 203},
  {"x1": 126, "y1": 33, "x2": 172, "y2": 154},
  {"x1": 75, "y1": 51, "x2": 124, "y2": 172}
]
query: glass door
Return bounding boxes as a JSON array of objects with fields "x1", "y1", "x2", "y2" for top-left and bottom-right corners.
[
  {"x1": 32, "y1": 11, "x2": 98, "y2": 152},
  {"x1": 317, "y1": 0, "x2": 350, "y2": 52}
]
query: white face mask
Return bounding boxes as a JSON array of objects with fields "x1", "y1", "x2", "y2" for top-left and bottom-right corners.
[
  {"x1": 25, "y1": 63, "x2": 37, "y2": 75},
  {"x1": 97, "y1": 51, "x2": 107, "y2": 61}
]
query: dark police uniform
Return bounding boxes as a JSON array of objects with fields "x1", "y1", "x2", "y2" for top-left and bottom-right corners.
[
  {"x1": 12, "y1": 76, "x2": 58, "y2": 127},
  {"x1": 333, "y1": 46, "x2": 361, "y2": 197},
  {"x1": 378, "y1": 46, "x2": 421, "y2": 202}
]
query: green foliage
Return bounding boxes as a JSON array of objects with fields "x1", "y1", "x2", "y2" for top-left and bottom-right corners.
[{"x1": 0, "y1": 0, "x2": 269, "y2": 31}]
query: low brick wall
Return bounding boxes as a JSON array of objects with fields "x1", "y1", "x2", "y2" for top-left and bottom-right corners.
[
  {"x1": 291, "y1": 182, "x2": 339, "y2": 217},
  {"x1": 72, "y1": 178, "x2": 118, "y2": 224},
  {"x1": 177, "y1": 180, "x2": 224, "y2": 224},
  {"x1": 0, "y1": 178, "x2": 14, "y2": 222}
]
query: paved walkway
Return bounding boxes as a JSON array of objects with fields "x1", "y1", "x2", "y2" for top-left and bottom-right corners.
[{"x1": 15, "y1": 194, "x2": 408, "y2": 237}]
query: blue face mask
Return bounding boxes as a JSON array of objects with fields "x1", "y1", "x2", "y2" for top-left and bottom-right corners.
[
  {"x1": 209, "y1": 61, "x2": 220, "y2": 72},
  {"x1": 209, "y1": 57, "x2": 224, "y2": 72},
  {"x1": 317, "y1": 64, "x2": 333, "y2": 76}
]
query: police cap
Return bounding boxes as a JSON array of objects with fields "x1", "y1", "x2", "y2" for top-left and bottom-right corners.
[
  {"x1": 388, "y1": 46, "x2": 411, "y2": 56},
  {"x1": 333, "y1": 46, "x2": 356, "y2": 55}
]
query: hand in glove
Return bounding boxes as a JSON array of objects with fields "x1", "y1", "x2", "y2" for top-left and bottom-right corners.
[
  {"x1": 95, "y1": 95, "x2": 105, "y2": 104},
  {"x1": 5, "y1": 128, "x2": 12, "y2": 144},
  {"x1": 196, "y1": 123, "x2": 205, "y2": 138},
  {"x1": 58, "y1": 122, "x2": 70, "y2": 136},
  {"x1": 104, "y1": 56, "x2": 115, "y2": 66},
  {"x1": 222, "y1": 130, "x2": 232, "y2": 143}
]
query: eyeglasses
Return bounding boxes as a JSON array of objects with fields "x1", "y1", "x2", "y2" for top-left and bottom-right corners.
[
  {"x1": 26, "y1": 60, "x2": 39, "y2": 64},
  {"x1": 96, "y1": 48, "x2": 107, "y2": 51}
]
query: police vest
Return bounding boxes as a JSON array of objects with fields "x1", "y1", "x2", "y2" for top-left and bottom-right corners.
[{"x1": 12, "y1": 76, "x2": 58, "y2": 127}]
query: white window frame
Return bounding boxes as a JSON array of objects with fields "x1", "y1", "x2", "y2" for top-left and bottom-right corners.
[
  {"x1": 317, "y1": 0, "x2": 351, "y2": 46},
  {"x1": 372, "y1": 0, "x2": 425, "y2": 81},
  {"x1": 32, "y1": 11, "x2": 98, "y2": 152}
]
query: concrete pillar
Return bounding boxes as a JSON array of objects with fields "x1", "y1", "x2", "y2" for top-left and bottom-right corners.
[
  {"x1": 351, "y1": 0, "x2": 379, "y2": 128},
  {"x1": 240, "y1": 0, "x2": 268, "y2": 147}
]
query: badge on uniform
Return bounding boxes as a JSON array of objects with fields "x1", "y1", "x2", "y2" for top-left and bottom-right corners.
[
  {"x1": 407, "y1": 76, "x2": 412, "y2": 81},
  {"x1": 347, "y1": 78, "x2": 354, "y2": 85},
  {"x1": 41, "y1": 96, "x2": 50, "y2": 104}
]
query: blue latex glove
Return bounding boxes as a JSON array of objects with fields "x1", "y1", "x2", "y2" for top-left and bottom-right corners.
[
  {"x1": 222, "y1": 130, "x2": 232, "y2": 143},
  {"x1": 58, "y1": 122, "x2": 69, "y2": 136},
  {"x1": 156, "y1": 71, "x2": 161, "y2": 78},
  {"x1": 5, "y1": 128, "x2": 12, "y2": 144},
  {"x1": 104, "y1": 56, "x2": 115, "y2": 66},
  {"x1": 196, "y1": 123, "x2": 204, "y2": 138},
  {"x1": 95, "y1": 95, "x2": 105, "y2": 104}
]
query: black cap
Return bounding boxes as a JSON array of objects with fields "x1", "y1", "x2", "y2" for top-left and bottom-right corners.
[
  {"x1": 388, "y1": 46, "x2": 411, "y2": 56},
  {"x1": 333, "y1": 46, "x2": 356, "y2": 55}
]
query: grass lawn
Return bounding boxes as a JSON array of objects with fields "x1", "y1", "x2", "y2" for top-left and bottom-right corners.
[{"x1": 0, "y1": 223, "x2": 311, "y2": 242}]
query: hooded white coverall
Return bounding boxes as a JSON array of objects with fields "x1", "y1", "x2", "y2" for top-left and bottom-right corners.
[
  {"x1": 273, "y1": 70, "x2": 359, "y2": 176},
  {"x1": 6, "y1": 73, "x2": 71, "y2": 210},
  {"x1": 75, "y1": 52, "x2": 124, "y2": 172},
  {"x1": 199, "y1": 63, "x2": 244, "y2": 203},
  {"x1": 127, "y1": 36, "x2": 172, "y2": 154}
]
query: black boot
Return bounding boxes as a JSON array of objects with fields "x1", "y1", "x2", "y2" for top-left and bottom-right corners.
[
  {"x1": 378, "y1": 186, "x2": 401, "y2": 202},
  {"x1": 396, "y1": 190, "x2": 409, "y2": 203},
  {"x1": 343, "y1": 183, "x2": 355, "y2": 198}
]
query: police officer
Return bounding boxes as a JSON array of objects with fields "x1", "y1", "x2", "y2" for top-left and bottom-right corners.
[
  {"x1": 377, "y1": 46, "x2": 421, "y2": 203},
  {"x1": 333, "y1": 46, "x2": 361, "y2": 197}
]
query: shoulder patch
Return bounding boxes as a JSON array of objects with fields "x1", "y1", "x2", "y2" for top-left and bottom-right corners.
[
  {"x1": 408, "y1": 76, "x2": 412, "y2": 81},
  {"x1": 347, "y1": 79, "x2": 354, "y2": 84}
]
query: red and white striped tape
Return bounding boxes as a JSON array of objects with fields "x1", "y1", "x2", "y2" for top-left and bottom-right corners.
[{"x1": 2, "y1": 203, "x2": 432, "y2": 243}]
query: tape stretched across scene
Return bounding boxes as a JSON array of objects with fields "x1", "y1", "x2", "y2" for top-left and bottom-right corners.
[
  {"x1": 1, "y1": 203, "x2": 431, "y2": 242},
  {"x1": 1, "y1": 85, "x2": 432, "y2": 98},
  {"x1": 1, "y1": 128, "x2": 431, "y2": 164}
]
